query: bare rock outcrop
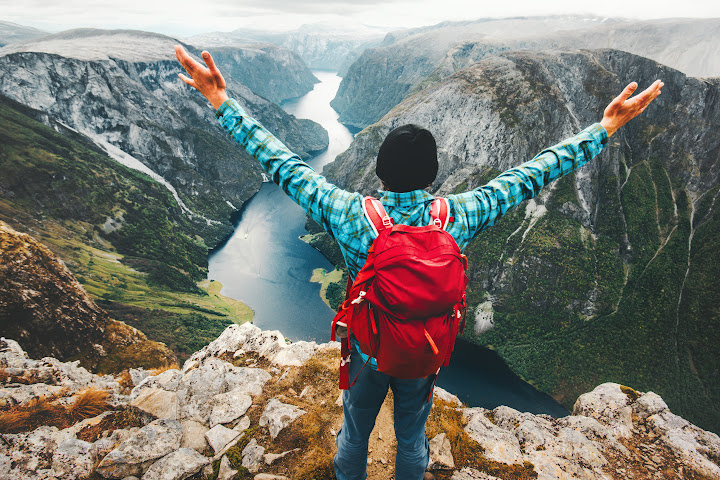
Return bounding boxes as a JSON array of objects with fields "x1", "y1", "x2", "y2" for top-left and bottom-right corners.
[{"x1": 1, "y1": 325, "x2": 719, "y2": 479}]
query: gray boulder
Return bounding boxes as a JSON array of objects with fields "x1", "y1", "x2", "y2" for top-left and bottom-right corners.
[
  {"x1": 463, "y1": 408, "x2": 523, "y2": 465},
  {"x1": 140, "y1": 448, "x2": 209, "y2": 480},
  {"x1": 573, "y1": 383, "x2": 633, "y2": 438},
  {"x1": 130, "y1": 388, "x2": 179, "y2": 420},
  {"x1": 96, "y1": 419, "x2": 182, "y2": 478},
  {"x1": 209, "y1": 389, "x2": 253, "y2": 427}
]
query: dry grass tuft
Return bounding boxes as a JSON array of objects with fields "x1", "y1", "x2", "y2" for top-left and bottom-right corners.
[
  {"x1": 116, "y1": 370, "x2": 133, "y2": 393},
  {"x1": 0, "y1": 388, "x2": 113, "y2": 434},
  {"x1": 294, "y1": 448, "x2": 335, "y2": 480},
  {"x1": 76, "y1": 408, "x2": 146, "y2": 443},
  {"x1": 0, "y1": 397, "x2": 61, "y2": 433},
  {"x1": 67, "y1": 388, "x2": 111, "y2": 423},
  {"x1": 148, "y1": 363, "x2": 180, "y2": 376}
]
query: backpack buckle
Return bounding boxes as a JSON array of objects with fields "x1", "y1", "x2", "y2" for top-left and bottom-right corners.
[
  {"x1": 433, "y1": 218, "x2": 442, "y2": 228},
  {"x1": 382, "y1": 216, "x2": 393, "y2": 228}
]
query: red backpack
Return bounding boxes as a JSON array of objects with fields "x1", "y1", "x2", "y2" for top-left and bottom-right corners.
[{"x1": 331, "y1": 196, "x2": 469, "y2": 391}]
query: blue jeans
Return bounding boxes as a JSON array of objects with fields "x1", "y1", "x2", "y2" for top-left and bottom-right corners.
[{"x1": 334, "y1": 350, "x2": 435, "y2": 480}]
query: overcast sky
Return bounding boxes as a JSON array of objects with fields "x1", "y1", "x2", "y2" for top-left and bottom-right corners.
[{"x1": 2, "y1": 0, "x2": 719, "y2": 37}]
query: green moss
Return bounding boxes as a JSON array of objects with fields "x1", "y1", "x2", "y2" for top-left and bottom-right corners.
[{"x1": 620, "y1": 385, "x2": 640, "y2": 402}]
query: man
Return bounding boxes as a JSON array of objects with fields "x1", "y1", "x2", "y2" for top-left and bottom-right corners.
[{"x1": 174, "y1": 45, "x2": 662, "y2": 480}]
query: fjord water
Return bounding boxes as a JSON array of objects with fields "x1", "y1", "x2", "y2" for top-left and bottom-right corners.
[{"x1": 208, "y1": 71, "x2": 568, "y2": 416}]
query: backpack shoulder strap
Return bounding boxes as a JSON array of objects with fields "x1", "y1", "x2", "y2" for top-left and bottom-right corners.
[
  {"x1": 430, "y1": 197, "x2": 452, "y2": 230},
  {"x1": 362, "y1": 196, "x2": 393, "y2": 237}
]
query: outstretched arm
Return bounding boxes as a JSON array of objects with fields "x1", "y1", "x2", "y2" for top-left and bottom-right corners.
[
  {"x1": 448, "y1": 80, "x2": 664, "y2": 250},
  {"x1": 174, "y1": 45, "x2": 356, "y2": 239}
]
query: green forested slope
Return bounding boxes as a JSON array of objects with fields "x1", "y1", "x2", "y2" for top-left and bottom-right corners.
[{"x1": 0, "y1": 94, "x2": 251, "y2": 362}]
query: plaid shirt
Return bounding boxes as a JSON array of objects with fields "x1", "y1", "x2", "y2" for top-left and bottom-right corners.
[{"x1": 216, "y1": 98, "x2": 608, "y2": 280}]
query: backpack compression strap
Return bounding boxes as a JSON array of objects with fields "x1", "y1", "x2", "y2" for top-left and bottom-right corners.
[
  {"x1": 362, "y1": 197, "x2": 393, "y2": 237},
  {"x1": 429, "y1": 197, "x2": 452, "y2": 230}
]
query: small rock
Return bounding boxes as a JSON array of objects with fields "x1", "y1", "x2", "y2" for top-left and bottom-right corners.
[
  {"x1": 651, "y1": 455, "x2": 663, "y2": 464},
  {"x1": 428, "y1": 432, "x2": 455, "y2": 470},
  {"x1": 141, "y1": 448, "x2": 210, "y2": 480},
  {"x1": 463, "y1": 408, "x2": 523, "y2": 465},
  {"x1": 451, "y1": 468, "x2": 502, "y2": 480},
  {"x1": 272, "y1": 340, "x2": 318, "y2": 367},
  {"x1": 331, "y1": 428, "x2": 337, "y2": 437},
  {"x1": 263, "y1": 448, "x2": 299, "y2": 465},
  {"x1": 254, "y1": 474, "x2": 290, "y2": 480},
  {"x1": 336, "y1": 393, "x2": 343, "y2": 406},
  {"x1": 634, "y1": 392, "x2": 669, "y2": 420},
  {"x1": 242, "y1": 438, "x2": 265, "y2": 473},
  {"x1": 180, "y1": 420, "x2": 209, "y2": 452},
  {"x1": 129, "y1": 368, "x2": 149, "y2": 386},
  {"x1": 433, "y1": 386, "x2": 462, "y2": 406},
  {"x1": 53, "y1": 437, "x2": 95, "y2": 479},
  {"x1": 218, "y1": 455, "x2": 238, "y2": 480},
  {"x1": 299, "y1": 386, "x2": 310, "y2": 398},
  {"x1": 367, "y1": 458, "x2": 372, "y2": 465},
  {"x1": 234, "y1": 416, "x2": 251, "y2": 432},
  {"x1": 205, "y1": 424, "x2": 241, "y2": 454},
  {"x1": 259, "y1": 398, "x2": 307, "y2": 438},
  {"x1": 288, "y1": 388, "x2": 298, "y2": 396}
]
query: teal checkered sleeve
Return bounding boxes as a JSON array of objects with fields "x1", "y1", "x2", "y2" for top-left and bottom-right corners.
[{"x1": 216, "y1": 98, "x2": 608, "y2": 279}]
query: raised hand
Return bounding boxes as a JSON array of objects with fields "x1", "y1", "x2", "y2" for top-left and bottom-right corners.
[
  {"x1": 600, "y1": 80, "x2": 664, "y2": 137},
  {"x1": 174, "y1": 45, "x2": 229, "y2": 110}
]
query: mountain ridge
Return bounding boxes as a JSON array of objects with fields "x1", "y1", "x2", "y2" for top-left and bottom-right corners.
[
  {"x1": 0, "y1": 28, "x2": 328, "y2": 247},
  {"x1": 323, "y1": 48, "x2": 720, "y2": 433},
  {"x1": 332, "y1": 17, "x2": 720, "y2": 130}
]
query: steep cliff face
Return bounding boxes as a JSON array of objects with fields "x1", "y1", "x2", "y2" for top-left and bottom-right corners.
[
  {"x1": 324, "y1": 49, "x2": 720, "y2": 433},
  {"x1": 0, "y1": 29, "x2": 328, "y2": 244},
  {"x1": 333, "y1": 17, "x2": 720, "y2": 130},
  {"x1": 0, "y1": 93, "x2": 249, "y2": 364},
  {"x1": 1, "y1": 325, "x2": 719, "y2": 479},
  {"x1": 0, "y1": 222, "x2": 175, "y2": 372}
]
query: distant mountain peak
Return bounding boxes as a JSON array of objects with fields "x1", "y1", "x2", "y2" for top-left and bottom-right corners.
[{"x1": 0, "y1": 27, "x2": 194, "y2": 62}]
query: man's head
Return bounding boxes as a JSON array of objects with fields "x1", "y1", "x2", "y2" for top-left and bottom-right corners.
[{"x1": 376, "y1": 124, "x2": 438, "y2": 192}]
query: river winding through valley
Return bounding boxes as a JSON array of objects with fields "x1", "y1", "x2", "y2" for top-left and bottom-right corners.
[{"x1": 208, "y1": 71, "x2": 568, "y2": 416}]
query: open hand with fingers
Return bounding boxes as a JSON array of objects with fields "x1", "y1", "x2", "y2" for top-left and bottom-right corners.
[
  {"x1": 600, "y1": 80, "x2": 664, "y2": 137},
  {"x1": 174, "y1": 45, "x2": 229, "y2": 110}
]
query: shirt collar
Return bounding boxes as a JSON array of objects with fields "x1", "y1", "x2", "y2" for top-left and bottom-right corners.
[{"x1": 378, "y1": 189, "x2": 435, "y2": 207}]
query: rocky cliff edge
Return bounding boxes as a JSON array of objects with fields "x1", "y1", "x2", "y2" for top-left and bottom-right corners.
[{"x1": 0, "y1": 322, "x2": 718, "y2": 480}]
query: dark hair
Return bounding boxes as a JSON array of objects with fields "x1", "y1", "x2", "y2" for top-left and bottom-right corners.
[{"x1": 375, "y1": 124, "x2": 438, "y2": 192}]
